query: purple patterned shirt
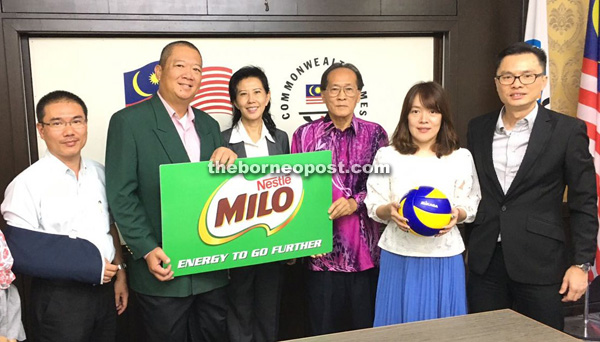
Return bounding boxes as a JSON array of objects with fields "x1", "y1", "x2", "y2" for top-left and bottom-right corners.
[{"x1": 291, "y1": 115, "x2": 389, "y2": 272}]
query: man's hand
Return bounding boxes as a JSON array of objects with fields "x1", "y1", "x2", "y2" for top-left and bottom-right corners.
[
  {"x1": 145, "y1": 247, "x2": 174, "y2": 282},
  {"x1": 114, "y1": 269, "x2": 129, "y2": 315},
  {"x1": 103, "y1": 259, "x2": 118, "y2": 284},
  {"x1": 210, "y1": 147, "x2": 237, "y2": 167},
  {"x1": 559, "y1": 266, "x2": 589, "y2": 302},
  {"x1": 328, "y1": 198, "x2": 357, "y2": 220}
]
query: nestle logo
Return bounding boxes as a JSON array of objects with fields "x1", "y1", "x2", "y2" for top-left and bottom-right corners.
[
  {"x1": 257, "y1": 175, "x2": 292, "y2": 191},
  {"x1": 419, "y1": 200, "x2": 438, "y2": 208}
]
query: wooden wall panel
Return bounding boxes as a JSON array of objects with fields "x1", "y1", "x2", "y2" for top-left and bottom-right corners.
[
  {"x1": 208, "y1": 0, "x2": 296, "y2": 15},
  {"x1": 298, "y1": 0, "x2": 380, "y2": 16},
  {"x1": 2, "y1": 0, "x2": 109, "y2": 13},
  {"x1": 453, "y1": 0, "x2": 524, "y2": 146},
  {"x1": 108, "y1": 0, "x2": 207, "y2": 15},
  {"x1": 382, "y1": 0, "x2": 456, "y2": 16},
  {"x1": 0, "y1": 18, "x2": 15, "y2": 214}
]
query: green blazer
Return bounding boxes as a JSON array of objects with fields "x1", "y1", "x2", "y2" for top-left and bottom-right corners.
[{"x1": 105, "y1": 95, "x2": 227, "y2": 297}]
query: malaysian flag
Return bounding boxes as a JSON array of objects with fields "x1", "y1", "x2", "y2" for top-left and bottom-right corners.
[
  {"x1": 123, "y1": 63, "x2": 233, "y2": 116},
  {"x1": 123, "y1": 61, "x2": 160, "y2": 107},
  {"x1": 524, "y1": 0, "x2": 551, "y2": 108},
  {"x1": 305, "y1": 84, "x2": 323, "y2": 105},
  {"x1": 577, "y1": 0, "x2": 600, "y2": 280},
  {"x1": 192, "y1": 66, "x2": 233, "y2": 116}
]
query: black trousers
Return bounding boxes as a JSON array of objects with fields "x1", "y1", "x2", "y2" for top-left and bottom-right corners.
[
  {"x1": 135, "y1": 286, "x2": 228, "y2": 342},
  {"x1": 305, "y1": 268, "x2": 378, "y2": 336},
  {"x1": 227, "y1": 262, "x2": 283, "y2": 342},
  {"x1": 467, "y1": 243, "x2": 564, "y2": 330},
  {"x1": 30, "y1": 277, "x2": 117, "y2": 342}
]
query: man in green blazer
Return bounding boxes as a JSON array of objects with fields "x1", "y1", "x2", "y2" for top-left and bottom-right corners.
[{"x1": 105, "y1": 41, "x2": 237, "y2": 342}]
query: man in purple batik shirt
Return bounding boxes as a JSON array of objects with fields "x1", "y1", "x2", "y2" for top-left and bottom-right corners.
[{"x1": 291, "y1": 62, "x2": 388, "y2": 336}]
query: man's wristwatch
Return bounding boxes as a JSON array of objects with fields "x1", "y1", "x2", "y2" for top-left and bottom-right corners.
[
  {"x1": 117, "y1": 262, "x2": 127, "y2": 270},
  {"x1": 574, "y1": 263, "x2": 591, "y2": 272}
]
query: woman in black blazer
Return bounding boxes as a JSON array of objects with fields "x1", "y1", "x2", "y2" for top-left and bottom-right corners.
[{"x1": 222, "y1": 66, "x2": 289, "y2": 342}]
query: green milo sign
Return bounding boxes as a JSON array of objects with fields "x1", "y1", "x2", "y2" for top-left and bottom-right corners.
[{"x1": 160, "y1": 151, "x2": 333, "y2": 277}]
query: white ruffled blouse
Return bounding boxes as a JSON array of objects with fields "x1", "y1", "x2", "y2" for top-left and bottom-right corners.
[{"x1": 365, "y1": 146, "x2": 481, "y2": 258}]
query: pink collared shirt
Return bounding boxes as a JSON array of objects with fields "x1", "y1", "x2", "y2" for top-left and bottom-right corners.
[{"x1": 157, "y1": 92, "x2": 201, "y2": 162}]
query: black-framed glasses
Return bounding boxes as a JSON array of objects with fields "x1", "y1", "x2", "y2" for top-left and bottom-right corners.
[
  {"x1": 495, "y1": 73, "x2": 545, "y2": 85},
  {"x1": 325, "y1": 86, "x2": 358, "y2": 97},
  {"x1": 40, "y1": 118, "x2": 87, "y2": 130}
]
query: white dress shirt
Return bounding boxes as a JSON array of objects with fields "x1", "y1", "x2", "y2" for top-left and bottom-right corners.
[
  {"x1": 493, "y1": 105, "x2": 538, "y2": 193},
  {"x1": 1, "y1": 153, "x2": 115, "y2": 264},
  {"x1": 365, "y1": 147, "x2": 481, "y2": 258},
  {"x1": 228, "y1": 121, "x2": 274, "y2": 158},
  {"x1": 492, "y1": 105, "x2": 537, "y2": 242}
]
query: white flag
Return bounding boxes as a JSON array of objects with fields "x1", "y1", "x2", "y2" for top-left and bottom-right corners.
[{"x1": 524, "y1": 0, "x2": 551, "y2": 108}]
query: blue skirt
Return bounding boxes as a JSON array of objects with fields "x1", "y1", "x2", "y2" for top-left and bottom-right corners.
[{"x1": 373, "y1": 250, "x2": 467, "y2": 326}]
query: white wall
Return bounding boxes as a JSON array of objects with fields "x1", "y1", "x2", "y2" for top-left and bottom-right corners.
[{"x1": 30, "y1": 37, "x2": 434, "y2": 163}]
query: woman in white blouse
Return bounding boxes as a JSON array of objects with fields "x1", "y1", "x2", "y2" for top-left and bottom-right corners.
[{"x1": 365, "y1": 81, "x2": 481, "y2": 325}]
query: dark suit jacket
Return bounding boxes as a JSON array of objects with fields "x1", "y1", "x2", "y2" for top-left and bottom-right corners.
[
  {"x1": 105, "y1": 95, "x2": 228, "y2": 297},
  {"x1": 221, "y1": 125, "x2": 290, "y2": 157},
  {"x1": 467, "y1": 106, "x2": 598, "y2": 285}
]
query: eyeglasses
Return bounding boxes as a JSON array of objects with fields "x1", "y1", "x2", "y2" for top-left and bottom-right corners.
[
  {"x1": 325, "y1": 86, "x2": 358, "y2": 97},
  {"x1": 495, "y1": 73, "x2": 545, "y2": 85},
  {"x1": 40, "y1": 118, "x2": 87, "y2": 130}
]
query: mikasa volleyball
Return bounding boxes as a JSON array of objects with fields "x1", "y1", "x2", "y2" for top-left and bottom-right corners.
[{"x1": 398, "y1": 186, "x2": 452, "y2": 236}]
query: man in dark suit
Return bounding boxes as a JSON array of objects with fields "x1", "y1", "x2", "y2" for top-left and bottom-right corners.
[
  {"x1": 466, "y1": 42, "x2": 598, "y2": 330},
  {"x1": 105, "y1": 41, "x2": 237, "y2": 341}
]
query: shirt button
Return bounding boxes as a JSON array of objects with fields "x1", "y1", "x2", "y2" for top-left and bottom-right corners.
[{"x1": 501, "y1": 206, "x2": 507, "y2": 212}]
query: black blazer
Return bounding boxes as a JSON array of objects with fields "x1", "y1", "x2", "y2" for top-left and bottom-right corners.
[
  {"x1": 221, "y1": 125, "x2": 290, "y2": 157},
  {"x1": 466, "y1": 106, "x2": 598, "y2": 285}
]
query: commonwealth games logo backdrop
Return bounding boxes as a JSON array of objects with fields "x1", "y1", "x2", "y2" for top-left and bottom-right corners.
[{"x1": 277, "y1": 56, "x2": 369, "y2": 124}]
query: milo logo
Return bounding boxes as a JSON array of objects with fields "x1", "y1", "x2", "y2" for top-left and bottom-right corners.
[{"x1": 198, "y1": 173, "x2": 304, "y2": 245}]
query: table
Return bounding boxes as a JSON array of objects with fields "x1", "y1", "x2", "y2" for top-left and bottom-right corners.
[{"x1": 285, "y1": 309, "x2": 580, "y2": 342}]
